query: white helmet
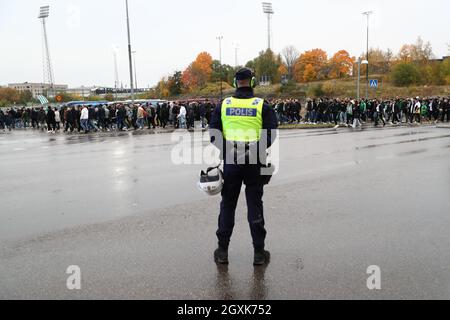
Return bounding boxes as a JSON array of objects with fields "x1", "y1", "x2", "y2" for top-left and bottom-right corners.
[{"x1": 197, "y1": 166, "x2": 223, "y2": 196}]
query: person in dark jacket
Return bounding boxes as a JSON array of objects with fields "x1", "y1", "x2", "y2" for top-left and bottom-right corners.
[
  {"x1": 199, "y1": 101, "x2": 206, "y2": 128},
  {"x1": 209, "y1": 67, "x2": 278, "y2": 266},
  {"x1": 160, "y1": 103, "x2": 169, "y2": 128},
  {"x1": 0, "y1": 109, "x2": 5, "y2": 131},
  {"x1": 46, "y1": 107, "x2": 56, "y2": 132}
]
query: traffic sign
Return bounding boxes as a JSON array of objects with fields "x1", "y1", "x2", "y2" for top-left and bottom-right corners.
[{"x1": 370, "y1": 79, "x2": 378, "y2": 88}]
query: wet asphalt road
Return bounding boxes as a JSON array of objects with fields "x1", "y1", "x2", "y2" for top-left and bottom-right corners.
[{"x1": 1, "y1": 125, "x2": 450, "y2": 299}]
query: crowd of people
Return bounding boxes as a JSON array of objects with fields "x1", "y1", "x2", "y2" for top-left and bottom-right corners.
[
  {"x1": 0, "y1": 96, "x2": 449, "y2": 133},
  {"x1": 0, "y1": 100, "x2": 218, "y2": 133},
  {"x1": 271, "y1": 96, "x2": 449, "y2": 128}
]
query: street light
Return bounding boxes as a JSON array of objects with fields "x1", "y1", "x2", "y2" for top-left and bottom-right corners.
[
  {"x1": 112, "y1": 46, "x2": 120, "y2": 99},
  {"x1": 362, "y1": 11, "x2": 373, "y2": 100},
  {"x1": 262, "y1": 2, "x2": 274, "y2": 50},
  {"x1": 357, "y1": 59, "x2": 368, "y2": 100},
  {"x1": 125, "y1": 0, "x2": 135, "y2": 102},
  {"x1": 132, "y1": 51, "x2": 138, "y2": 91},
  {"x1": 216, "y1": 36, "x2": 223, "y2": 101},
  {"x1": 232, "y1": 42, "x2": 239, "y2": 67}
]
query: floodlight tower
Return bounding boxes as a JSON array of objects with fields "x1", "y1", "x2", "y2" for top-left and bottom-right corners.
[
  {"x1": 262, "y1": 2, "x2": 274, "y2": 50},
  {"x1": 38, "y1": 5, "x2": 54, "y2": 97}
]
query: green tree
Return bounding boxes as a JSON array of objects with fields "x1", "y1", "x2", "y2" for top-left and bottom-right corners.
[
  {"x1": 0, "y1": 87, "x2": 21, "y2": 104},
  {"x1": 211, "y1": 61, "x2": 237, "y2": 85},
  {"x1": 307, "y1": 84, "x2": 324, "y2": 97},
  {"x1": 168, "y1": 71, "x2": 183, "y2": 96},
  {"x1": 248, "y1": 49, "x2": 282, "y2": 84},
  {"x1": 391, "y1": 62, "x2": 421, "y2": 86},
  {"x1": 440, "y1": 58, "x2": 450, "y2": 84},
  {"x1": 19, "y1": 90, "x2": 34, "y2": 104}
]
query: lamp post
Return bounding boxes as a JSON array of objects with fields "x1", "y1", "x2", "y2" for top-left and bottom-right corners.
[
  {"x1": 132, "y1": 50, "x2": 138, "y2": 91},
  {"x1": 357, "y1": 59, "x2": 369, "y2": 100},
  {"x1": 232, "y1": 42, "x2": 239, "y2": 68},
  {"x1": 362, "y1": 11, "x2": 373, "y2": 100},
  {"x1": 216, "y1": 36, "x2": 223, "y2": 100},
  {"x1": 112, "y1": 46, "x2": 120, "y2": 100},
  {"x1": 125, "y1": 0, "x2": 135, "y2": 102}
]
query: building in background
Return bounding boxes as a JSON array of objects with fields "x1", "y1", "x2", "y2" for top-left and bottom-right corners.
[
  {"x1": 65, "y1": 86, "x2": 96, "y2": 98},
  {"x1": 8, "y1": 82, "x2": 68, "y2": 98}
]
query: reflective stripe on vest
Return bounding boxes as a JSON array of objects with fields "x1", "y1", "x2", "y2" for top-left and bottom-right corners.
[{"x1": 221, "y1": 97, "x2": 263, "y2": 142}]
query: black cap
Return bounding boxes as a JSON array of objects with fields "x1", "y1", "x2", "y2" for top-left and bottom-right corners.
[{"x1": 235, "y1": 67, "x2": 254, "y2": 81}]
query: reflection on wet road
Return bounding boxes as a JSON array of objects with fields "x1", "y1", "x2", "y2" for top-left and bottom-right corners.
[{"x1": 214, "y1": 264, "x2": 269, "y2": 300}]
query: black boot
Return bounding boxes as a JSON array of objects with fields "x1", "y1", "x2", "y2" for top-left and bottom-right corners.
[
  {"x1": 214, "y1": 247, "x2": 229, "y2": 264},
  {"x1": 253, "y1": 249, "x2": 270, "y2": 266}
]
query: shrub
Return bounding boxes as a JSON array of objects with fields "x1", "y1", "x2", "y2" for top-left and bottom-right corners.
[
  {"x1": 322, "y1": 81, "x2": 335, "y2": 96},
  {"x1": 391, "y1": 62, "x2": 421, "y2": 86},
  {"x1": 306, "y1": 83, "x2": 324, "y2": 97}
]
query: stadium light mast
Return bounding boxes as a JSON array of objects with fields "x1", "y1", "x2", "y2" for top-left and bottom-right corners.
[
  {"x1": 38, "y1": 5, "x2": 54, "y2": 98},
  {"x1": 125, "y1": 0, "x2": 135, "y2": 102},
  {"x1": 262, "y1": 2, "x2": 274, "y2": 50},
  {"x1": 362, "y1": 10, "x2": 373, "y2": 100}
]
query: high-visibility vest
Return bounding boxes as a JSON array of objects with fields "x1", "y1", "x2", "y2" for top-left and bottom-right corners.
[{"x1": 221, "y1": 97, "x2": 263, "y2": 142}]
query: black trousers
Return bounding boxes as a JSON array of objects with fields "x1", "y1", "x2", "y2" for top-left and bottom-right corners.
[
  {"x1": 217, "y1": 164, "x2": 266, "y2": 250},
  {"x1": 441, "y1": 110, "x2": 450, "y2": 122}
]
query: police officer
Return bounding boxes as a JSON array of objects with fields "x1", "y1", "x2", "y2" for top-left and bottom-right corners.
[{"x1": 209, "y1": 67, "x2": 278, "y2": 266}]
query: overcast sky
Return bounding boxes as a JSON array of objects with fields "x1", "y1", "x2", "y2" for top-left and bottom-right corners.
[{"x1": 1, "y1": 0, "x2": 449, "y2": 88}]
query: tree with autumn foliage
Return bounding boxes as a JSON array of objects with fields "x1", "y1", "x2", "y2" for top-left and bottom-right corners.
[
  {"x1": 397, "y1": 37, "x2": 433, "y2": 63},
  {"x1": 278, "y1": 63, "x2": 288, "y2": 77},
  {"x1": 328, "y1": 50, "x2": 355, "y2": 79},
  {"x1": 302, "y1": 64, "x2": 316, "y2": 82},
  {"x1": 0, "y1": 87, "x2": 36, "y2": 107},
  {"x1": 293, "y1": 49, "x2": 328, "y2": 82},
  {"x1": 363, "y1": 48, "x2": 394, "y2": 75},
  {"x1": 182, "y1": 52, "x2": 213, "y2": 90}
]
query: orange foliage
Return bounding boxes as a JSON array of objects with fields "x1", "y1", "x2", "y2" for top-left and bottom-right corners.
[
  {"x1": 182, "y1": 52, "x2": 213, "y2": 89},
  {"x1": 303, "y1": 64, "x2": 316, "y2": 82},
  {"x1": 293, "y1": 49, "x2": 327, "y2": 82},
  {"x1": 182, "y1": 66, "x2": 197, "y2": 89},
  {"x1": 278, "y1": 63, "x2": 288, "y2": 75},
  {"x1": 329, "y1": 50, "x2": 355, "y2": 78}
]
